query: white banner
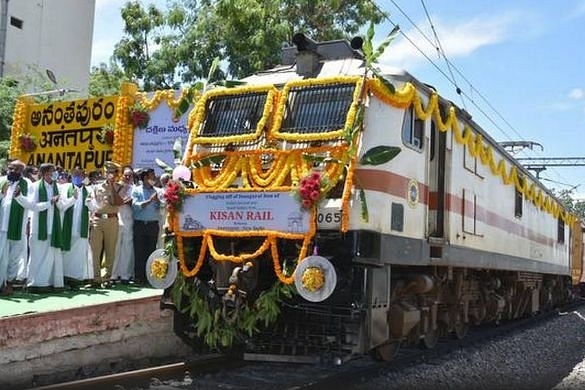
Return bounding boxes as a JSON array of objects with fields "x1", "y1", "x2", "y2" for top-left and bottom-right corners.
[
  {"x1": 132, "y1": 91, "x2": 191, "y2": 175},
  {"x1": 178, "y1": 191, "x2": 311, "y2": 233}
]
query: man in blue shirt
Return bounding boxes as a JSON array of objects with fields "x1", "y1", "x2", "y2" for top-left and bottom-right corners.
[{"x1": 131, "y1": 168, "x2": 161, "y2": 285}]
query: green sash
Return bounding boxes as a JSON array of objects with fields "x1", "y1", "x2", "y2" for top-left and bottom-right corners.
[
  {"x1": 2, "y1": 178, "x2": 28, "y2": 241},
  {"x1": 38, "y1": 180, "x2": 62, "y2": 248},
  {"x1": 61, "y1": 184, "x2": 89, "y2": 251}
]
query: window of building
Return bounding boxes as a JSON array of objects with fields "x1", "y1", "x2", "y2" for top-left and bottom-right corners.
[
  {"x1": 200, "y1": 92, "x2": 268, "y2": 138},
  {"x1": 402, "y1": 106, "x2": 424, "y2": 151},
  {"x1": 280, "y1": 83, "x2": 356, "y2": 135},
  {"x1": 10, "y1": 17, "x2": 23, "y2": 29}
]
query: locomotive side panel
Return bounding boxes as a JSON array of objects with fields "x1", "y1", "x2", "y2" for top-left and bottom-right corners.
[
  {"x1": 443, "y1": 112, "x2": 570, "y2": 275},
  {"x1": 349, "y1": 92, "x2": 432, "y2": 265}
]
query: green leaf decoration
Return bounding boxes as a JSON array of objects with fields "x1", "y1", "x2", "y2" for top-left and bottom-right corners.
[
  {"x1": 359, "y1": 145, "x2": 401, "y2": 166},
  {"x1": 370, "y1": 25, "x2": 400, "y2": 64},
  {"x1": 376, "y1": 75, "x2": 396, "y2": 95},
  {"x1": 192, "y1": 154, "x2": 226, "y2": 168},
  {"x1": 155, "y1": 158, "x2": 173, "y2": 173},
  {"x1": 359, "y1": 187, "x2": 369, "y2": 222},
  {"x1": 172, "y1": 137, "x2": 183, "y2": 165}
]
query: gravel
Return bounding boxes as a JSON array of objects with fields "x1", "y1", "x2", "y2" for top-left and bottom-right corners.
[{"x1": 350, "y1": 304, "x2": 585, "y2": 390}]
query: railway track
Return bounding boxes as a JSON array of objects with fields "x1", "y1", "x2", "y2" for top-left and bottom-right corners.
[
  {"x1": 30, "y1": 355, "x2": 245, "y2": 390},
  {"x1": 29, "y1": 300, "x2": 585, "y2": 390}
]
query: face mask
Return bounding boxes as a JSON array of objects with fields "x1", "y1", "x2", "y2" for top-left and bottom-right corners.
[
  {"x1": 7, "y1": 171, "x2": 21, "y2": 182},
  {"x1": 51, "y1": 172, "x2": 59, "y2": 181},
  {"x1": 72, "y1": 176, "x2": 84, "y2": 186}
]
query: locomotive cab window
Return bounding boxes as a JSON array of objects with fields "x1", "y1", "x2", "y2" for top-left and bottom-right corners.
[
  {"x1": 280, "y1": 83, "x2": 356, "y2": 135},
  {"x1": 200, "y1": 92, "x2": 268, "y2": 137},
  {"x1": 557, "y1": 217, "x2": 565, "y2": 244},
  {"x1": 514, "y1": 176, "x2": 524, "y2": 218},
  {"x1": 402, "y1": 106, "x2": 424, "y2": 151}
]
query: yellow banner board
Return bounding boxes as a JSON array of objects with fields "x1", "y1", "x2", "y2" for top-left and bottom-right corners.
[{"x1": 17, "y1": 96, "x2": 118, "y2": 172}]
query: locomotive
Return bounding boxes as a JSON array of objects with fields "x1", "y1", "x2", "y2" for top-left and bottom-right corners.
[{"x1": 161, "y1": 32, "x2": 585, "y2": 363}]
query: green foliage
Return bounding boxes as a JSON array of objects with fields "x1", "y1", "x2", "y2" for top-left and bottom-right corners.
[
  {"x1": 88, "y1": 62, "x2": 129, "y2": 97},
  {"x1": 110, "y1": 0, "x2": 384, "y2": 89},
  {"x1": 172, "y1": 272, "x2": 296, "y2": 350},
  {"x1": 359, "y1": 145, "x2": 401, "y2": 166},
  {"x1": 0, "y1": 68, "x2": 66, "y2": 149},
  {"x1": 0, "y1": 77, "x2": 21, "y2": 141},
  {"x1": 554, "y1": 188, "x2": 585, "y2": 220}
]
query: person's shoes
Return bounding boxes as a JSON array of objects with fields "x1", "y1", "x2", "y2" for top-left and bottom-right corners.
[
  {"x1": 101, "y1": 281, "x2": 113, "y2": 289},
  {"x1": 0, "y1": 284, "x2": 13, "y2": 295},
  {"x1": 120, "y1": 279, "x2": 130, "y2": 285}
]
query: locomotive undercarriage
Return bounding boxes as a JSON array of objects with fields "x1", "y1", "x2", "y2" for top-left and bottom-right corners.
[
  {"x1": 376, "y1": 265, "x2": 572, "y2": 360},
  {"x1": 171, "y1": 231, "x2": 572, "y2": 363}
]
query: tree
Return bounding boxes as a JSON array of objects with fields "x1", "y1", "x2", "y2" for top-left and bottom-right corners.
[
  {"x1": 554, "y1": 189, "x2": 585, "y2": 220},
  {"x1": 112, "y1": 0, "x2": 385, "y2": 89},
  {"x1": 88, "y1": 62, "x2": 129, "y2": 97}
]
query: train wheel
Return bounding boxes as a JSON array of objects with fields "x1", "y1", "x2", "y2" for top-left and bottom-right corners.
[
  {"x1": 421, "y1": 328, "x2": 438, "y2": 349},
  {"x1": 374, "y1": 341, "x2": 401, "y2": 361},
  {"x1": 453, "y1": 322, "x2": 469, "y2": 340}
]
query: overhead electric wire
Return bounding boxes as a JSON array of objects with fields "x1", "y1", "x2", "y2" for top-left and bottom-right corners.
[{"x1": 370, "y1": 0, "x2": 576, "y2": 189}]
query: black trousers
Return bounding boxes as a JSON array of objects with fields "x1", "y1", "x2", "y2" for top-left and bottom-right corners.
[{"x1": 133, "y1": 220, "x2": 160, "y2": 283}]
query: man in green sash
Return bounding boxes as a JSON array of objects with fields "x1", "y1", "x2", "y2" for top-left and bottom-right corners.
[
  {"x1": 15, "y1": 163, "x2": 67, "y2": 291},
  {"x1": 0, "y1": 160, "x2": 32, "y2": 295},
  {"x1": 61, "y1": 167, "x2": 92, "y2": 286}
]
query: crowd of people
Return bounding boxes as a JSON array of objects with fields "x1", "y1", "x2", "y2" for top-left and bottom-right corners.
[{"x1": 0, "y1": 160, "x2": 170, "y2": 295}]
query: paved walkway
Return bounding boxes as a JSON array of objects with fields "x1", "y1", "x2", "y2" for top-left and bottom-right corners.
[{"x1": 0, "y1": 284, "x2": 164, "y2": 318}]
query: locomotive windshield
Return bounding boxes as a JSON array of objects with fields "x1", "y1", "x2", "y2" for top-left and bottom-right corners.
[
  {"x1": 280, "y1": 83, "x2": 356, "y2": 135},
  {"x1": 200, "y1": 91, "x2": 268, "y2": 137}
]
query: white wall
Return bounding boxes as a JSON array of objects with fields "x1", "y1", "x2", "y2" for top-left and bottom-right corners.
[{"x1": 1, "y1": 0, "x2": 95, "y2": 95}]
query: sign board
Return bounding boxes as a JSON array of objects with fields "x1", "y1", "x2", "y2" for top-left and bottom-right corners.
[
  {"x1": 178, "y1": 191, "x2": 311, "y2": 234},
  {"x1": 131, "y1": 91, "x2": 190, "y2": 175}
]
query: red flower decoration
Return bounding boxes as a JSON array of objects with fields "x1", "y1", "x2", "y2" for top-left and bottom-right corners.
[
  {"x1": 129, "y1": 103, "x2": 150, "y2": 129},
  {"x1": 293, "y1": 171, "x2": 327, "y2": 209},
  {"x1": 19, "y1": 133, "x2": 37, "y2": 152},
  {"x1": 97, "y1": 124, "x2": 115, "y2": 145},
  {"x1": 164, "y1": 179, "x2": 185, "y2": 211}
]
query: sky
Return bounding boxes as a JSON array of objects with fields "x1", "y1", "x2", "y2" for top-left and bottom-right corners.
[{"x1": 92, "y1": 0, "x2": 585, "y2": 199}]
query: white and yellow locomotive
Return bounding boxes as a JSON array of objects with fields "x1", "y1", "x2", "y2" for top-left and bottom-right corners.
[{"x1": 165, "y1": 33, "x2": 584, "y2": 362}]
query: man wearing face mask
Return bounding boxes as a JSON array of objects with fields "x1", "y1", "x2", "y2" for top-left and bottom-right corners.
[
  {"x1": 86, "y1": 162, "x2": 124, "y2": 288},
  {"x1": 131, "y1": 168, "x2": 161, "y2": 285},
  {"x1": 61, "y1": 167, "x2": 93, "y2": 287},
  {"x1": 0, "y1": 160, "x2": 32, "y2": 295},
  {"x1": 15, "y1": 163, "x2": 69, "y2": 291}
]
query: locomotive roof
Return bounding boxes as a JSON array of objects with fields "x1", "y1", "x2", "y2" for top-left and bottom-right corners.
[{"x1": 239, "y1": 36, "x2": 567, "y2": 212}]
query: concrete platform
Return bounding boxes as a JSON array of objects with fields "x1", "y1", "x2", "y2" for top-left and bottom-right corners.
[{"x1": 0, "y1": 285, "x2": 194, "y2": 389}]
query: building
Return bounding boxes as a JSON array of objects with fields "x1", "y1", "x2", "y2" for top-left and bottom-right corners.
[{"x1": 0, "y1": 0, "x2": 95, "y2": 95}]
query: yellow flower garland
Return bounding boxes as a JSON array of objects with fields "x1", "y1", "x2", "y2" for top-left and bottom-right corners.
[
  {"x1": 187, "y1": 85, "x2": 277, "y2": 145},
  {"x1": 9, "y1": 97, "x2": 31, "y2": 158},
  {"x1": 174, "y1": 211, "x2": 316, "y2": 285},
  {"x1": 173, "y1": 74, "x2": 576, "y2": 287},
  {"x1": 112, "y1": 82, "x2": 139, "y2": 165},
  {"x1": 269, "y1": 76, "x2": 363, "y2": 142},
  {"x1": 366, "y1": 79, "x2": 576, "y2": 226}
]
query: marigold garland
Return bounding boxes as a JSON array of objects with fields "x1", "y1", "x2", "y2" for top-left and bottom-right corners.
[
  {"x1": 366, "y1": 78, "x2": 576, "y2": 226},
  {"x1": 174, "y1": 207, "x2": 316, "y2": 284},
  {"x1": 172, "y1": 74, "x2": 576, "y2": 287},
  {"x1": 112, "y1": 82, "x2": 138, "y2": 165},
  {"x1": 188, "y1": 85, "x2": 277, "y2": 145},
  {"x1": 10, "y1": 97, "x2": 32, "y2": 157},
  {"x1": 269, "y1": 76, "x2": 362, "y2": 142}
]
